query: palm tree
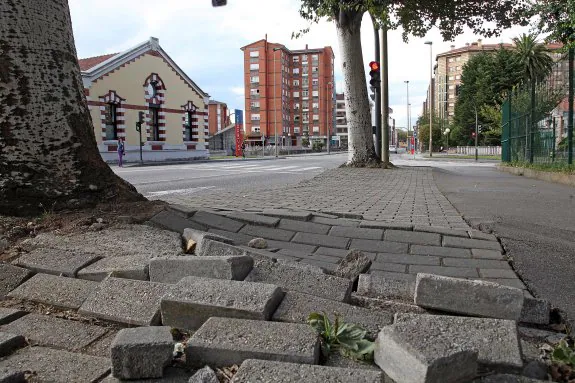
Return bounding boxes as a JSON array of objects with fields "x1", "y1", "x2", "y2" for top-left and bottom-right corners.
[
  {"x1": 512, "y1": 33, "x2": 555, "y2": 84},
  {"x1": 0, "y1": 0, "x2": 143, "y2": 216}
]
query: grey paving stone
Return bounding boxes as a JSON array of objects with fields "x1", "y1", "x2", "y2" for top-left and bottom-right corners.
[
  {"x1": 0, "y1": 264, "x2": 33, "y2": 298},
  {"x1": 357, "y1": 273, "x2": 415, "y2": 301},
  {"x1": 350, "y1": 239, "x2": 408, "y2": 254},
  {"x1": 473, "y1": 374, "x2": 547, "y2": 383},
  {"x1": 370, "y1": 262, "x2": 407, "y2": 273},
  {"x1": 472, "y1": 249, "x2": 505, "y2": 259},
  {"x1": 8, "y1": 274, "x2": 98, "y2": 310},
  {"x1": 198, "y1": 239, "x2": 245, "y2": 257},
  {"x1": 303, "y1": 253, "x2": 340, "y2": 264},
  {"x1": 239, "y1": 225, "x2": 295, "y2": 242},
  {"x1": 414, "y1": 274, "x2": 524, "y2": 320},
  {"x1": 482, "y1": 278, "x2": 527, "y2": 290},
  {"x1": 111, "y1": 326, "x2": 173, "y2": 380},
  {"x1": 273, "y1": 291, "x2": 393, "y2": 338},
  {"x1": 468, "y1": 230, "x2": 498, "y2": 241},
  {"x1": 298, "y1": 258, "x2": 338, "y2": 272},
  {"x1": 2, "y1": 314, "x2": 107, "y2": 352},
  {"x1": 148, "y1": 210, "x2": 207, "y2": 233},
  {"x1": 161, "y1": 276, "x2": 284, "y2": 331},
  {"x1": 410, "y1": 245, "x2": 471, "y2": 258},
  {"x1": 0, "y1": 369, "x2": 25, "y2": 383},
  {"x1": 329, "y1": 226, "x2": 383, "y2": 240},
  {"x1": 0, "y1": 309, "x2": 26, "y2": 326},
  {"x1": 244, "y1": 260, "x2": 353, "y2": 302},
  {"x1": 517, "y1": 327, "x2": 564, "y2": 344},
  {"x1": 231, "y1": 359, "x2": 384, "y2": 383},
  {"x1": 242, "y1": 247, "x2": 300, "y2": 263},
  {"x1": 369, "y1": 270, "x2": 416, "y2": 282},
  {"x1": 479, "y1": 268, "x2": 518, "y2": 279},
  {"x1": 321, "y1": 211, "x2": 363, "y2": 220},
  {"x1": 102, "y1": 367, "x2": 193, "y2": 383},
  {"x1": 360, "y1": 221, "x2": 414, "y2": 230},
  {"x1": 376, "y1": 253, "x2": 441, "y2": 266},
  {"x1": 292, "y1": 232, "x2": 349, "y2": 249},
  {"x1": 413, "y1": 225, "x2": 469, "y2": 238},
  {"x1": 278, "y1": 219, "x2": 330, "y2": 235},
  {"x1": 333, "y1": 250, "x2": 372, "y2": 280},
  {"x1": 183, "y1": 228, "x2": 234, "y2": 255},
  {"x1": 265, "y1": 240, "x2": 317, "y2": 253},
  {"x1": 311, "y1": 216, "x2": 360, "y2": 227},
  {"x1": 208, "y1": 228, "x2": 254, "y2": 245},
  {"x1": 262, "y1": 208, "x2": 312, "y2": 221},
  {"x1": 167, "y1": 204, "x2": 197, "y2": 218},
  {"x1": 186, "y1": 317, "x2": 319, "y2": 367},
  {"x1": 0, "y1": 332, "x2": 26, "y2": 357},
  {"x1": 443, "y1": 258, "x2": 511, "y2": 269},
  {"x1": 313, "y1": 247, "x2": 348, "y2": 258},
  {"x1": 384, "y1": 230, "x2": 441, "y2": 246},
  {"x1": 0, "y1": 346, "x2": 110, "y2": 382},
  {"x1": 224, "y1": 211, "x2": 280, "y2": 227},
  {"x1": 79, "y1": 277, "x2": 173, "y2": 326},
  {"x1": 443, "y1": 236, "x2": 502, "y2": 251},
  {"x1": 375, "y1": 321, "x2": 478, "y2": 383},
  {"x1": 77, "y1": 255, "x2": 150, "y2": 282},
  {"x1": 191, "y1": 211, "x2": 244, "y2": 232},
  {"x1": 392, "y1": 314, "x2": 523, "y2": 370},
  {"x1": 14, "y1": 248, "x2": 101, "y2": 277},
  {"x1": 312, "y1": 212, "x2": 339, "y2": 219},
  {"x1": 149, "y1": 256, "x2": 253, "y2": 283},
  {"x1": 409, "y1": 265, "x2": 479, "y2": 278},
  {"x1": 189, "y1": 366, "x2": 218, "y2": 383},
  {"x1": 520, "y1": 296, "x2": 550, "y2": 325}
]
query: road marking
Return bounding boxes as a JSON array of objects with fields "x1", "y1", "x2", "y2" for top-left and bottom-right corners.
[
  {"x1": 293, "y1": 167, "x2": 322, "y2": 171},
  {"x1": 146, "y1": 186, "x2": 215, "y2": 197}
]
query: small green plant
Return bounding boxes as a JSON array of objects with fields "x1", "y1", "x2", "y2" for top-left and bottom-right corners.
[
  {"x1": 551, "y1": 339, "x2": 575, "y2": 367},
  {"x1": 301, "y1": 138, "x2": 310, "y2": 148},
  {"x1": 307, "y1": 312, "x2": 374, "y2": 361}
]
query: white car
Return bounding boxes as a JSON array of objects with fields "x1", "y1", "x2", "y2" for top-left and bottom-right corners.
[{"x1": 389, "y1": 145, "x2": 398, "y2": 154}]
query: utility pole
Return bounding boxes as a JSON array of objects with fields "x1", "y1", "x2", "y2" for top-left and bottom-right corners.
[
  {"x1": 326, "y1": 82, "x2": 333, "y2": 154},
  {"x1": 273, "y1": 47, "x2": 281, "y2": 157},
  {"x1": 569, "y1": 47, "x2": 574, "y2": 165},
  {"x1": 372, "y1": 15, "x2": 382, "y2": 159},
  {"x1": 425, "y1": 41, "x2": 433, "y2": 157},
  {"x1": 380, "y1": 24, "x2": 390, "y2": 164},
  {"x1": 475, "y1": 105, "x2": 479, "y2": 161},
  {"x1": 404, "y1": 80, "x2": 410, "y2": 153}
]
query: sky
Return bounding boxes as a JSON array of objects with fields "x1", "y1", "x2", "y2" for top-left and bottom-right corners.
[{"x1": 69, "y1": 0, "x2": 530, "y2": 130}]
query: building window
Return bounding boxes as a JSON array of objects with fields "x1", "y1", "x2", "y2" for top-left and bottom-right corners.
[
  {"x1": 312, "y1": 54, "x2": 319, "y2": 61},
  {"x1": 293, "y1": 56, "x2": 299, "y2": 63},
  {"x1": 250, "y1": 63, "x2": 259, "y2": 70},
  {"x1": 448, "y1": 58, "x2": 454, "y2": 63},
  {"x1": 448, "y1": 85, "x2": 455, "y2": 90},
  {"x1": 251, "y1": 114, "x2": 260, "y2": 121},
  {"x1": 302, "y1": 79, "x2": 309, "y2": 87},
  {"x1": 251, "y1": 101, "x2": 260, "y2": 108},
  {"x1": 455, "y1": 75, "x2": 461, "y2": 80},
  {"x1": 302, "y1": 54, "x2": 308, "y2": 62},
  {"x1": 250, "y1": 76, "x2": 259, "y2": 83},
  {"x1": 449, "y1": 76, "x2": 455, "y2": 81},
  {"x1": 293, "y1": 91, "x2": 300, "y2": 98},
  {"x1": 293, "y1": 68, "x2": 300, "y2": 74},
  {"x1": 302, "y1": 90, "x2": 309, "y2": 98},
  {"x1": 294, "y1": 127, "x2": 300, "y2": 134},
  {"x1": 313, "y1": 115, "x2": 319, "y2": 121},
  {"x1": 313, "y1": 126, "x2": 320, "y2": 133},
  {"x1": 456, "y1": 56, "x2": 461, "y2": 62},
  {"x1": 150, "y1": 106, "x2": 160, "y2": 141},
  {"x1": 250, "y1": 51, "x2": 259, "y2": 57},
  {"x1": 312, "y1": 90, "x2": 319, "y2": 97},
  {"x1": 312, "y1": 102, "x2": 319, "y2": 109},
  {"x1": 250, "y1": 89, "x2": 260, "y2": 97},
  {"x1": 104, "y1": 103, "x2": 118, "y2": 140},
  {"x1": 449, "y1": 103, "x2": 455, "y2": 107},
  {"x1": 312, "y1": 79, "x2": 319, "y2": 86},
  {"x1": 252, "y1": 126, "x2": 261, "y2": 133},
  {"x1": 312, "y1": 67, "x2": 319, "y2": 72},
  {"x1": 293, "y1": 80, "x2": 300, "y2": 86},
  {"x1": 184, "y1": 111, "x2": 193, "y2": 141}
]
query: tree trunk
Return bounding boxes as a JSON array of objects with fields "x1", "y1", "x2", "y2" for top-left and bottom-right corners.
[
  {"x1": 0, "y1": 0, "x2": 144, "y2": 216},
  {"x1": 336, "y1": 10, "x2": 378, "y2": 166}
]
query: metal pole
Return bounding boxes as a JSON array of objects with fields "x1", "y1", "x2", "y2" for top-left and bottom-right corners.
[
  {"x1": 405, "y1": 80, "x2": 410, "y2": 154},
  {"x1": 326, "y1": 82, "x2": 331, "y2": 154},
  {"x1": 552, "y1": 117, "x2": 556, "y2": 162},
  {"x1": 425, "y1": 41, "x2": 433, "y2": 157},
  {"x1": 475, "y1": 106, "x2": 479, "y2": 161},
  {"x1": 372, "y1": 15, "x2": 382, "y2": 159},
  {"x1": 274, "y1": 52, "x2": 278, "y2": 158},
  {"x1": 381, "y1": 24, "x2": 390, "y2": 164},
  {"x1": 569, "y1": 47, "x2": 574, "y2": 165},
  {"x1": 139, "y1": 129, "x2": 143, "y2": 164}
]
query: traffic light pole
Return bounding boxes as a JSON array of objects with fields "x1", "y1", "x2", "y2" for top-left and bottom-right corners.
[
  {"x1": 381, "y1": 24, "x2": 390, "y2": 164},
  {"x1": 372, "y1": 15, "x2": 382, "y2": 160}
]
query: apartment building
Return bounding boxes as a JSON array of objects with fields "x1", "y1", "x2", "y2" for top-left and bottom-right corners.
[
  {"x1": 241, "y1": 38, "x2": 335, "y2": 147},
  {"x1": 208, "y1": 100, "x2": 229, "y2": 136},
  {"x1": 335, "y1": 93, "x2": 348, "y2": 147}
]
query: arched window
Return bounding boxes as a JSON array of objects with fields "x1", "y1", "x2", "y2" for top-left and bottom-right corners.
[
  {"x1": 143, "y1": 74, "x2": 166, "y2": 142},
  {"x1": 99, "y1": 90, "x2": 126, "y2": 141}
]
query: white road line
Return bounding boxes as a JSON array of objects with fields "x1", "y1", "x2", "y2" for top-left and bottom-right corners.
[
  {"x1": 292, "y1": 167, "x2": 322, "y2": 171},
  {"x1": 146, "y1": 186, "x2": 216, "y2": 197}
]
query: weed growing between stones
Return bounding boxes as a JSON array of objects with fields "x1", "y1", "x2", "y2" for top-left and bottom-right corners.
[
  {"x1": 550, "y1": 337, "x2": 575, "y2": 382},
  {"x1": 307, "y1": 312, "x2": 374, "y2": 362}
]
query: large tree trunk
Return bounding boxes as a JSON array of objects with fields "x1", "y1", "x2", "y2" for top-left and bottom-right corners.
[
  {"x1": 0, "y1": 0, "x2": 144, "y2": 216},
  {"x1": 336, "y1": 10, "x2": 379, "y2": 166}
]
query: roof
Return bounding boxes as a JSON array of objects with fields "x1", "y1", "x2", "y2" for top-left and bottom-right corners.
[
  {"x1": 240, "y1": 39, "x2": 332, "y2": 56},
  {"x1": 209, "y1": 100, "x2": 227, "y2": 106},
  {"x1": 438, "y1": 41, "x2": 564, "y2": 58},
  {"x1": 79, "y1": 37, "x2": 209, "y2": 98}
]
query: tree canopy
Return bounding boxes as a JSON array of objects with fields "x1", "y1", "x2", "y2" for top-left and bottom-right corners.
[{"x1": 531, "y1": 0, "x2": 575, "y2": 48}]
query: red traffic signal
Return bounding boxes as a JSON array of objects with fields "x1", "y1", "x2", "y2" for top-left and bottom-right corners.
[
  {"x1": 471, "y1": 132, "x2": 476, "y2": 137},
  {"x1": 369, "y1": 61, "x2": 381, "y2": 89},
  {"x1": 369, "y1": 61, "x2": 380, "y2": 71}
]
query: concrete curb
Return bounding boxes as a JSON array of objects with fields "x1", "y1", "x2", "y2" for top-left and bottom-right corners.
[
  {"x1": 498, "y1": 165, "x2": 575, "y2": 187},
  {"x1": 120, "y1": 156, "x2": 287, "y2": 168}
]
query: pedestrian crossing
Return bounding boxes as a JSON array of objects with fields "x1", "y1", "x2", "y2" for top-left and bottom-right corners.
[{"x1": 117, "y1": 162, "x2": 323, "y2": 175}]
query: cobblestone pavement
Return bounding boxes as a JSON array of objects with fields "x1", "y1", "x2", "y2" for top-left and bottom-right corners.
[{"x1": 158, "y1": 167, "x2": 469, "y2": 230}]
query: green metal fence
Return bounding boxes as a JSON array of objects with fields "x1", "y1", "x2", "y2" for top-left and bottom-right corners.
[{"x1": 502, "y1": 53, "x2": 574, "y2": 165}]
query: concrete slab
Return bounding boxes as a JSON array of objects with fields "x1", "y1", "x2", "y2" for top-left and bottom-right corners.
[
  {"x1": 79, "y1": 277, "x2": 173, "y2": 326},
  {"x1": 272, "y1": 291, "x2": 393, "y2": 338},
  {"x1": 384, "y1": 230, "x2": 441, "y2": 246},
  {"x1": 262, "y1": 208, "x2": 312, "y2": 221},
  {"x1": 0, "y1": 332, "x2": 26, "y2": 357},
  {"x1": 231, "y1": 359, "x2": 384, "y2": 383},
  {"x1": 197, "y1": 239, "x2": 245, "y2": 257},
  {"x1": 443, "y1": 236, "x2": 502, "y2": 251},
  {"x1": 182, "y1": 228, "x2": 234, "y2": 255},
  {"x1": 2, "y1": 314, "x2": 107, "y2": 352},
  {"x1": 161, "y1": 276, "x2": 284, "y2": 330},
  {"x1": 14, "y1": 248, "x2": 100, "y2": 277},
  {"x1": 0, "y1": 264, "x2": 33, "y2": 298},
  {"x1": 333, "y1": 249, "x2": 372, "y2": 280},
  {"x1": 414, "y1": 274, "x2": 524, "y2": 320},
  {"x1": 0, "y1": 346, "x2": 110, "y2": 382},
  {"x1": 149, "y1": 256, "x2": 253, "y2": 283},
  {"x1": 350, "y1": 239, "x2": 408, "y2": 254},
  {"x1": 148, "y1": 210, "x2": 207, "y2": 233},
  {"x1": 278, "y1": 219, "x2": 331, "y2": 235},
  {"x1": 292, "y1": 232, "x2": 349, "y2": 249},
  {"x1": 189, "y1": 366, "x2": 218, "y2": 383},
  {"x1": 244, "y1": 260, "x2": 353, "y2": 302},
  {"x1": 0, "y1": 309, "x2": 26, "y2": 326},
  {"x1": 186, "y1": 317, "x2": 319, "y2": 367},
  {"x1": 191, "y1": 211, "x2": 244, "y2": 232},
  {"x1": 8, "y1": 274, "x2": 98, "y2": 310},
  {"x1": 101, "y1": 367, "x2": 193, "y2": 383},
  {"x1": 225, "y1": 211, "x2": 280, "y2": 227},
  {"x1": 357, "y1": 274, "x2": 415, "y2": 301},
  {"x1": 77, "y1": 255, "x2": 150, "y2": 282}
]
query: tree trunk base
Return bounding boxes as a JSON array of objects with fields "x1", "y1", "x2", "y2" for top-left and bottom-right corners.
[{"x1": 341, "y1": 160, "x2": 396, "y2": 169}]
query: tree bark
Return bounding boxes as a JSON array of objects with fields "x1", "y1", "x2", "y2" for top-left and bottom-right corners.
[
  {"x1": 0, "y1": 0, "x2": 144, "y2": 216},
  {"x1": 336, "y1": 10, "x2": 378, "y2": 166}
]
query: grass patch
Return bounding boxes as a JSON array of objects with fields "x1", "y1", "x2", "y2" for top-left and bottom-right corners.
[{"x1": 503, "y1": 162, "x2": 575, "y2": 174}]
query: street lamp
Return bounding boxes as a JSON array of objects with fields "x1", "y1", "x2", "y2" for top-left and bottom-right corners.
[
  {"x1": 404, "y1": 80, "x2": 410, "y2": 154},
  {"x1": 424, "y1": 41, "x2": 433, "y2": 157},
  {"x1": 273, "y1": 47, "x2": 282, "y2": 158},
  {"x1": 444, "y1": 128, "x2": 450, "y2": 154},
  {"x1": 326, "y1": 81, "x2": 333, "y2": 154}
]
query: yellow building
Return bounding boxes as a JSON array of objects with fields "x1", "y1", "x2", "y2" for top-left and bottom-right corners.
[{"x1": 79, "y1": 37, "x2": 210, "y2": 162}]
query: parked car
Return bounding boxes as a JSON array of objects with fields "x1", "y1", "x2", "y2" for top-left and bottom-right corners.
[{"x1": 389, "y1": 145, "x2": 398, "y2": 154}]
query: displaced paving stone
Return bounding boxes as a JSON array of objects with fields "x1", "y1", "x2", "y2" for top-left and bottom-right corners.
[
  {"x1": 186, "y1": 317, "x2": 319, "y2": 367},
  {"x1": 315, "y1": 247, "x2": 375, "y2": 260},
  {"x1": 350, "y1": 239, "x2": 408, "y2": 254},
  {"x1": 149, "y1": 256, "x2": 253, "y2": 284},
  {"x1": 208, "y1": 228, "x2": 254, "y2": 245},
  {"x1": 360, "y1": 221, "x2": 414, "y2": 230},
  {"x1": 468, "y1": 230, "x2": 498, "y2": 241},
  {"x1": 329, "y1": 226, "x2": 383, "y2": 240},
  {"x1": 189, "y1": 366, "x2": 218, "y2": 383},
  {"x1": 483, "y1": 278, "x2": 527, "y2": 290},
  {"x1": 0, "y1": 332, "x2": 26, "y2": 357},
  {"x1": 472, "y1": 249, "x2": 505, "y2": 259},
  {"x1": 322, "y1": 211, "x2": 363, "y2": 220},
  {"x1": 231, "y1": 359, "x2": 384, "y2": 383},
  {"x1": 244, "y1": 260, "x2": 353, "y2": 302},
  {"x1": 375, "y1": 321, "x2": 478, "y2": 383},
  {"x1": 410, "y1": 245, "x2": 471, "y2": 258},
  {"x1": 278, "y1": 219, "x2": 331, "y2": 235},
  {"x1": 384, "y1": 230, "x2": 441, "y2": 246},
  {"x1": 248, "y1": 237, "x2": 268, "y2": 249},
  {"x1": 240, "y1": 225, "x2": 295, "y2": 241},
  {"x1": 292, "y1": 232, "x2": 349, "y2": 249},
  {"x1": 520, "y1": 296, "x2": 550, "y2": 325},
  {"x1": 517, "y1": 327, "x2": 565, "y2": 344},
  {"x1": 167, "y1": 204, "x2": 197, "y2": 218},
  {"x1": 198, "y1": 239, "x2": 245, "y2": 257},
  {"x1": 357, "y1": 274, "x2": 415, "y2": 301},
  {"x1": 272, "y1": 291, "x2": 393, "y2": 338},
  {"x1": 414, "y1": 273, "x2": 524, "y2": 320},
  {"x1": 312, "y1": 216, "x2": 360, "y2": 227},
  {"x1": 183, "y1": 228, "x2": 234, "y2": 255},
  {"x1": 392, "y1": 314, "x2": 523, "y2": 370},
  {"x1": 409, "y1": 265, "x2": 479, "y2": 278},
  {"x1": 413, "y1": 225, "x2": 469, "y2": 238},
  {"x1": 161, "y1": 276, "x2": 284, "y2": 331},
  {"x1": 262, "y1": 209, "x2": 312, "y2": 221},
  {"x1": 192, "y1": 211, "x2": 244, "y2": 232},
  {"x1": 2, "y1": 314, "x2": 107, "y2": 352},
  {"x1": 77, "y1": 255, "x2": 150, "y2": 282},
  {"x1": 149, "y1": 210, "x2": 207, "y2": 233},
  {"x1": 111, "y1": 326, "x2": 173, "y2": 380},
  {"x1": 8, "y1": 274, "x2": 98, "y2": 310},
  {"x1": 0, "y1": 264, "x2": 33, "y2": 298},
  {"x1": 79, "y1": 277, "x2": 173, "y2": 326},
  {"x1": 14, "y1": 248, "x2": 100, "y2": 277},
  {"x1": 0, "y1": 309, "x2": 26, "y2": 326},
  {"x1": 225, "y1": 211, "x2": 280, "y2": 227},
  {"x1": 333, "y1": 249, "x2": 372, "y2": 280},
  {"x1": 0, "y1": 346, "x2": 110, "y2": 382},
  {"x1": 443, "y1": 236, "x2": 502, "y2": 251},
  {"x1": 242, "y1": 247, "x2": 298, "y2": 263}
]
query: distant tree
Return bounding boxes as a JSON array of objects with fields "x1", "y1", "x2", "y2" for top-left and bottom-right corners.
[
  {"x1": 417, "y1": 114, "x2": 443, "y2": 152},
  {"x1": 396, "y1": 130, "x2": 407, "y2": 143},
  {"x1": 512, "y1": 33, "x2": 555, "y2": 84},
  {"x1": 530, "y1": 0, "x2": 575, "y2": 49}
]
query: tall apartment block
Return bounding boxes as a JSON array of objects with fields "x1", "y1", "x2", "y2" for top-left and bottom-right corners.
[
  {"x1": 241, "y1": 38, "x2": 335, "y2": 147},
  {"x1": 208, "y1": 100, "x2": 229, "y2": 136},
  {"x1": 335, "y1": 93, "x2": 348, "y2": 147}
]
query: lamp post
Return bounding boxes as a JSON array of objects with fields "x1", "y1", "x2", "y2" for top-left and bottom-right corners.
[
  {"x1": 474, "y1": 104, "x2": 479, "y2": 161},
  {"x1": 424, "y1": 41, "x2": 433, "y2": 157},
  {"x1": 444, "y1": 128, "x2": 450, "y2": 154},
  {"x1": 273, "y1": 47, "x2": 282, "y2": 157},
  {"x1": 326, "y1": 81, "x2": 333, "y2": 154},
  {"x1": 404, "y1": 80, "x2": 410, "y2": 154}
]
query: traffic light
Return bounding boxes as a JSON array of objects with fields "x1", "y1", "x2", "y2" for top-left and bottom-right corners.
[
  {"x1": 212, "y1": 0, "x2": 227, "y2": 6},
  {"x1": 369, "y1": 61, "x2": 381, "y2": 93}
]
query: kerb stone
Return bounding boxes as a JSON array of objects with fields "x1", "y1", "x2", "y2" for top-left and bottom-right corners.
[
  {"x1": 149, "y1": 256, "x2": 253, "y2": 283},
  {"x1": 186, "y1": 317, "x2": 319, "y2": 367},
  {"x1": 161, "y1": 276, "x2": 284, "y2": 331},
  {"x1": 231, "y1": 359, "x2": 384, "y2": 383},
  {"x1": 8, "y1": 274, "x2": 98, "y2": 310},
  {"x1": 111, "y1": 326, "x2": 173, "y2": 380},
  {"x1": 414, "y1": 273, "x2": 524, "y2": 320},
  {"x1": 79, "y1": 277, "x2": 173, "y2": 326},
  {"x1": 14, "y1": 248, "x2": 100, "y2": 277},
  {"x1": 0, "y1": 264, "x2": 33, "y2": 298},
  {"x1": 182, "y1": 228, "x2": 234, "y2": 255},
  {"x1": 357, "y1": 273, "x2": 415, "y2": 301},
  {"x1": 0, "y1": 332, "x2": 26, "y2": 357},
  {"x1": 77, "y1": 255, "x2": 150, "y2": 282}
]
